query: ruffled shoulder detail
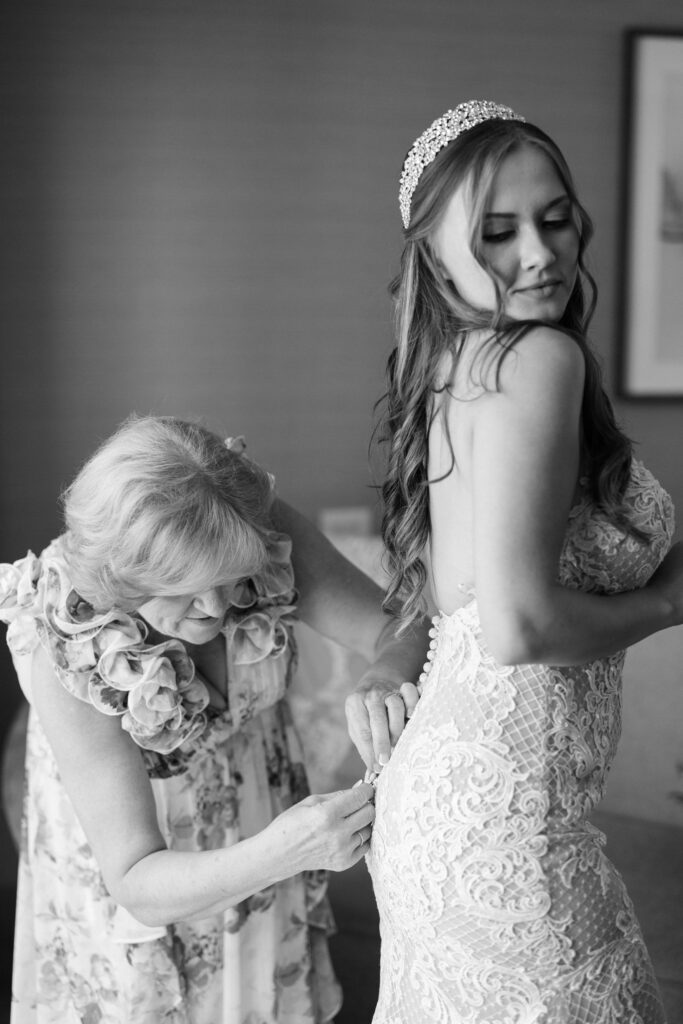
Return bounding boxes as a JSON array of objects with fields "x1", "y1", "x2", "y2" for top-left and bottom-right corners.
[
  {"x1": 235, "y1": 529, "x2": 296, "y2": 609},
  {"x1": 0, "y1": 539, "x2": 209, "y2": 753},
  {"x1": 224, "y1": 529, "x2": 298, "y2": 667}
]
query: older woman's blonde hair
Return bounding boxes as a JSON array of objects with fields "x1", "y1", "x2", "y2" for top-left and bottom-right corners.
[{"x1": 62, "y1": 415, "x2": 274, "y2": 612}]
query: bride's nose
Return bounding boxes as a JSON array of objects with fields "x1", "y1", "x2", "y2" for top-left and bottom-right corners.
[{"x1": 518, "y1": 225, "x2": 555, "y2": 271}]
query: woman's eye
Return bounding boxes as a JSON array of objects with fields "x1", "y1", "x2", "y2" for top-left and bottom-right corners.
[{"x1": 482, "y1": 230, "x2": 514, "y2": 243}]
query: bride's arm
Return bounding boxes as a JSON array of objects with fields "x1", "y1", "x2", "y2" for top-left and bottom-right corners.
[{"x1": 469, "y1": 327, "x2": 681, "y2": 667}]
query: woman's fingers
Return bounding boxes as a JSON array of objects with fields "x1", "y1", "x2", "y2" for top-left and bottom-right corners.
[
  {"x1": 321, "y1": 784, "x2": 375, "y2": 863},
  {"x1": 366, "y1": 692, "x2": 394, "y2": 770},
  {"x1": 384, "y1": 692, "x2": 406, "y2": 747},
  {"x1": 273, "y1": 784, "x2": 376, "y2": 874},
  {"x1": 341, "y1": 782, "x2": 375, "y2": 810},
  {"x1": 344, "y1": 797, "x2": 375, "y2": 834},
  {"x1": 399, "y1": 681, "x2": 420, "y2": 718},
  {"x1": 346, "y1": 683, "x2": 421, "y2": 772},
  {"x1": 352, "y1": 824, "x2": 373, "y2": 857},
  {"x1": 345, "y1": 691, "x2": 391, "y2": 771},
  {"x1": 368, "y1": 683, "x2": 420, "y2": 765},
  {"x1": 344, "y1": 693, "x2": 376, "y2": 770},
  {"x1": 317, "y1": 783, "x2": 375, "y2": 814},
  {"x1": 345, "y1": 794, "x2": 376, "y2": 860}
]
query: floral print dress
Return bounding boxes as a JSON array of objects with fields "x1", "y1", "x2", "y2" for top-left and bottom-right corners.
[{"x1": 0, "y1": 532, "x2": 342, "y2": 1024}]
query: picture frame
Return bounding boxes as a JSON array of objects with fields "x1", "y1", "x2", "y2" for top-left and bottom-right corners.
[{"x1": 618, "y1": 30, "x2": 683, "y2": 399}]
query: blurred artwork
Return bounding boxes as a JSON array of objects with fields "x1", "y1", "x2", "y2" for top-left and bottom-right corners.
[{"x1": 621, "y1": 34, "x2": 683, "y2": 396}]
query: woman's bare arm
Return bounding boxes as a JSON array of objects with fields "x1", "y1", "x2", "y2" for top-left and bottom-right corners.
[
  {"x1": 30, "y1": 644, "x2": 375, "y2": 927},
  {"x1": 270, "y1": 498, "x2": 430, "y2": 768},
  {"x1": 469, "y1": 327, "x2": 680, "y2": 666}
]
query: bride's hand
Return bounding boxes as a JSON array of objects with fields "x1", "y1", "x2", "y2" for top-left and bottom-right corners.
[{"x1": 345, "y1": 679, "x2": 420, "y2": 772}]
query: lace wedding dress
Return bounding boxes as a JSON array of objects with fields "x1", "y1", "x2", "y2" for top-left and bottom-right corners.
[{"x1": 367, "y1": 460, "x2": 673, "y2": 1024}]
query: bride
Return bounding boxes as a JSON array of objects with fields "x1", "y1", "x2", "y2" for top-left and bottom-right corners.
[{"x1": 368, "y1": 100, "x2": 682, "y2": 1023}]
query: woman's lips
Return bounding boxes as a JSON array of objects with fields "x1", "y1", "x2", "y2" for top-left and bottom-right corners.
[{"x1": 515, "y1": 280, "x2": 562, "y2": 297}]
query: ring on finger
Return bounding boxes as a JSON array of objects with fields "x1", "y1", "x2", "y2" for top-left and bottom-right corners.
[{"x1": 355, "y1": 826, "x2": 371, "y2": 848}]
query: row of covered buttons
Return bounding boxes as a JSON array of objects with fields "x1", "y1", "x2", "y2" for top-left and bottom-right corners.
[{"x1": 418, "y1": 614, "x2": 442, "y2": 688}]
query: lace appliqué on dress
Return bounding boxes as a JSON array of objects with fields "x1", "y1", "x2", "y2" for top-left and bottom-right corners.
[{"x1": 368, "y1": 460, "x2": 673, "y2": 1024}]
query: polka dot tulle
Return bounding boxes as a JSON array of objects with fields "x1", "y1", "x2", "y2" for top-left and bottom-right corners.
[{"x1": 367, "y1": 461, "x2": 673, "y2": 1023}]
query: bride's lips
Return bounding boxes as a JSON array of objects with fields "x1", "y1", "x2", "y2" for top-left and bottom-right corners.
[{"x1": 514, "y1": 280, "x2": 562, "y2": 297}]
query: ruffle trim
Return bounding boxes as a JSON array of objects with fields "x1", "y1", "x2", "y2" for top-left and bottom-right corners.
[{"x1": 0, "y1": 533, "x2": 297, "y2": 754}]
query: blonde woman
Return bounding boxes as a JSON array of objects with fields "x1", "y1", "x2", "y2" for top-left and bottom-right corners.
[
  {"x1": 0, "y1": 414, "x2": 425, "y2": 1024},
  {"x1": 369, "y1": 101, "x2": 683, "y2": 1022}
]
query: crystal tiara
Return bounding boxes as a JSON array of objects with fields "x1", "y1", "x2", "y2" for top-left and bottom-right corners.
[{"x1": 398, "y1": 100, "x2": 526, "y2": 229}]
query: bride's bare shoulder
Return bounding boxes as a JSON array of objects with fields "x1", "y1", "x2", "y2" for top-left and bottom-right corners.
[
  {"x1": 434, "y1": 332, "x2": 491, "y2": 402},
  {"x1": 496, "y1": 326, "x2": 585, "y2": 395},
  {"x1": 459, "y1": 326, "x2": 584, "y2": 393}
]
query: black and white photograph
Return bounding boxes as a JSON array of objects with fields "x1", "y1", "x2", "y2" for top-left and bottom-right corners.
[{"x1": 1, "y1": 4, "x2": 683, "y2": 1023}]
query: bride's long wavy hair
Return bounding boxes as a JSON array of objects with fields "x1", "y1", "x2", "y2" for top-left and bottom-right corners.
[{"x1": 378, "y1": 118, "x2": 637, "y2": 633}]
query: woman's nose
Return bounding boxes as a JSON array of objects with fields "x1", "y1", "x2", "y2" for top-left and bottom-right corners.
[
  {"x1": 519, "y1": 226, "x2": 554, "y2": 270},
  {"x1": 192, "y1": 588, "x2": 225, "y2": 617}
]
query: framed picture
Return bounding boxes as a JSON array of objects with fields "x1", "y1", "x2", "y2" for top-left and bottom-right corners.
[{"x1": 618, "y1": 30, "x2": 683, "y2": 398}]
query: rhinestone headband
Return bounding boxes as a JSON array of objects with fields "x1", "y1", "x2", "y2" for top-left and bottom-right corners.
[{"x1": 398, "y1": 100, "x2": 526, "y2": 229}]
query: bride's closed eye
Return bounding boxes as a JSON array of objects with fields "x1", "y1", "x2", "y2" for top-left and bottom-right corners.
[{"x1": 482, "y1": 229, "x2": 515, "y2": 243}]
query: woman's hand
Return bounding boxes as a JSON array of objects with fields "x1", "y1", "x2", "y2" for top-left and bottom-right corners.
[
  {"x1": 647, "y1": 540, "x2": 683, "y2": 625},
  {"x1": 263, "y1": 783, "x2": 376, "y2": 873},
  {"x1": 345, "y1": 679, "x2": 420, "y2": 772}
]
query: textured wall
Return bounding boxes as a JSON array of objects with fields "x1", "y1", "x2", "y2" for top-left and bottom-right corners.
[{"x1": 1, "y1": 0, "x2": 683, "y2": 893}]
